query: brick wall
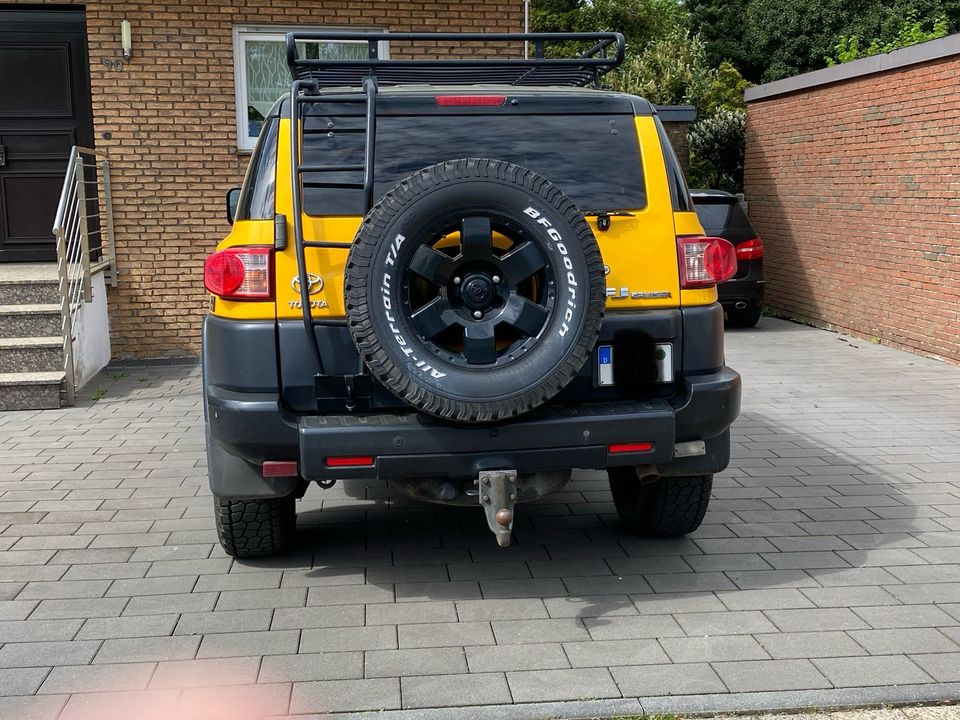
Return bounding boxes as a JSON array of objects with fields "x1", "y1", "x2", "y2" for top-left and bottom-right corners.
[
  {"x1": 744, "y1": 48, "x2": 960, "y2": 363},
  {"x1": 1, "y1": 0, "x2": 522, "y2": 357}
]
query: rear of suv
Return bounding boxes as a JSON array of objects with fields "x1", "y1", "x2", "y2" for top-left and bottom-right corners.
[
  {"x1": 691, "y1": 189, "x2": 765, "y2": 327},
  {"x1": 203, "y1": 32, "x2": 741, "y2": 556}
]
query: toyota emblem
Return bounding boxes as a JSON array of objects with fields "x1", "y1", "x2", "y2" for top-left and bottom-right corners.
[{"x1": 292, "y1": 274, "x2": 324, "y2": 295}]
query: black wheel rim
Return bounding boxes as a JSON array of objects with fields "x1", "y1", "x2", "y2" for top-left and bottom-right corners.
[{"x1": 401, "y1": 214, "x2": 556, "y2": 368}]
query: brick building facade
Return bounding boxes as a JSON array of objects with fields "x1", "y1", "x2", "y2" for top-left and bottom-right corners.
[
  {"x1": 744, "y1": 35, "x2": 960, "y2": 363},
  {"x1": 0, "y1": 1, "x2": 523, "y2": 357}
]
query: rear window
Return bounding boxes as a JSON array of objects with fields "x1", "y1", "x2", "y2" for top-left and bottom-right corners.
[
  {"x1": 301, "y1": 113, "x2": 645, "y2": 216},
  {"x1": 694, "y1": 200, "x2": 755, "y2": 237}
]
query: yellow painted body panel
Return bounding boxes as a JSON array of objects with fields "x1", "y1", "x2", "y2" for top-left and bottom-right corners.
[{"x1": 212, "y1": 115, "x2": 717, "y2": 320}]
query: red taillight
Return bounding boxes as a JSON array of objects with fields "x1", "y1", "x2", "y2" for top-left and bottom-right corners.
[
  {"x1": 609, "y1": 442, "x2": 654, "y2": 454},
  {"x1": 203, "y1": 246, "x2": 273, "y2": 300},
  {"x1": 325, "y1": 455, "x2": 375, "y2": 468},
  {"x1": 678, "y1": 236, "x2": 737, "y2": 288},
  {"x1": 435, "y1": 95, "x2": 507, "y2": 106},
  {"x1": 736, "y1": 238, "x2": 764, "y2": 260},
  {"x1": 262, "y1": 461, "x2": 298, "y2": 478}
]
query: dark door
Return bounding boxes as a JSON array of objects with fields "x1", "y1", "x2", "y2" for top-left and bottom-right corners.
[{"x1": 0, "y1": 9, "x2": 94, "y2": 262}]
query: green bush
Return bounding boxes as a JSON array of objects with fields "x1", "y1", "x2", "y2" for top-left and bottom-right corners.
[
  {"x1": 688, "y1": 108, "x2": 746, "y2": 192},
  {"x1": 825, "y1": 10, "x2": 949, "y2": 65},
  {"x1": 608, "y1": 27, "x2": 713, "y2": 107}
]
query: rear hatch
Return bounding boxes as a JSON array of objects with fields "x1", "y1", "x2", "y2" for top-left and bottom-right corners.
[{"x1": 276, "y1": 88, "x2": 682, "y2": 412}]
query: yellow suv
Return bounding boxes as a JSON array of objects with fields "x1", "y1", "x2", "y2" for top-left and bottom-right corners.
[{"x1": 203, "y1": 31, "x2": 741, "y2": 556}]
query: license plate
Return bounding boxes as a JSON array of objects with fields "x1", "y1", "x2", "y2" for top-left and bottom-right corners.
[{"x1": 596, "y1": 343, "x2": 673, "y2": 386}]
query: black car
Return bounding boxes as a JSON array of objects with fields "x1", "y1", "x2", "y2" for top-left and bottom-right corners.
[{"x1": 691, "y1": 190, "x2": 765, "y2": 328}]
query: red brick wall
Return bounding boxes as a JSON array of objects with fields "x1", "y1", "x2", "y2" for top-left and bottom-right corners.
[
  {"x1": 744, "y1": 55, "x2": 960, "y2": 363},
  {"x1": 1, "y1": 1, "x2": 522, "y2": 357}
]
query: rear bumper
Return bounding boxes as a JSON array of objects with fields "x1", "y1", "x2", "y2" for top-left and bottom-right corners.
[
  {"x1": 719, "y1": 259, "x2": 765, "y2": 308},
  {"x1": 206, "y1": 366, "x2": 740, "y2": 488}
]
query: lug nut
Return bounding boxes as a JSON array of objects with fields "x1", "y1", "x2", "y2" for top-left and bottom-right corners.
[
  {"x1": 453, "y1": 276, "x2": 461, "y2": 285},
  {"x1": 473, "y1": 310, "x2": 482, "y2": 319},
  {"x1": 492, "y1": 275, "x2": 501, "y2": 284}
]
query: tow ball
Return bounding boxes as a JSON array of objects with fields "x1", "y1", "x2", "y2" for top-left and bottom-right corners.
[{"x1": 477, "y1": 469, "x2": 518, "y2": 547}]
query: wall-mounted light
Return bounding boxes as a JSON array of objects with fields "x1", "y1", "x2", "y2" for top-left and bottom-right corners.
[{"x1": 121, "y1": 20, "x2": 132, "y2": 61}]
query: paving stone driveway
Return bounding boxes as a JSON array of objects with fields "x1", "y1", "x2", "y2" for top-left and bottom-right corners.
[{"x1": 1, "y1": 317, "x2": 960, "y2": 720}]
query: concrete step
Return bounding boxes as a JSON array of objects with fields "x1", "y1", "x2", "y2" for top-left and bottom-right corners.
[
  {"x1": 0, "y1": 337, "x2": 63, "y2": 373},
  {"x1": 0, "y1": 264, "x2": 60, "y2": 305},
  {"x1": 0, "y1": 304, "x2": 61, "y2": 338},
  {"x1": 0, "y1": 371, "x2": 65, "y2": 411}
]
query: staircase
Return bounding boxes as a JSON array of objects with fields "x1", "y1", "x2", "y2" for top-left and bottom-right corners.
[{"x1": 0, "y1": 264, "x2": 66, "y2": 411}]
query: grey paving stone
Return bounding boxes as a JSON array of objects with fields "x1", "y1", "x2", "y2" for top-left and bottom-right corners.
[
  {"x1": 270, "y1": 605, "x2": 365, "y2": 630},
  {"x1": 300, "y1": 625, "x2": 397, "y2": 652},
  {"x1": 0, "y1": 667, "x2": 51, "y2": 696},
  {"x1": 583, "y1": 614, "x2": 685, "y2": 640},
  {"x1": 306, "y1": 584, "x2": 394, "y2": 606},
  {"x1": 849, "y1": 628, "x2": 960, "y2": 654},
  {"x1": 0, "y1": 618, "x2": 82, "y2": 642},
  {"x1": 123, "y1": 591, "x2": 217, "y2": 616},
  {"x1": 801, "y1": 586, "x2": 901, "y2": 607},
  {"x1": 197, "y1": 629, "x2": 300, "y2": 658},
  {"x1": 612, "y1": 662, "x2": 726, "y2": 696},
  {"x1": 766, "y1": 608, "x2": 870, "y2": 632},
  {"x1": 15, "y1": 579, "x2": 109, "y2": 600},
  {"x1": 366, "y1": 601, "x2": 457, "y2": 625},
  {"x1": 456, "y1": 598, "x2": 548, "y2": 621},
  {"x1": 910, "y1": 652, "x2": 960, "y2": 682},
  {"x1": 150, "y1": 656, "x2": 261, "y2": 688},
  {"x1": 215, "y1": 587, "x2": 306, "y2": 610},
  {"x1": 366, "y1": 647, "x2": 468, "y2": 678},
  {"x1": 755, "y1": 630, "x2": 868, "y2": 659},
  {"x1": 564, "y1": 638, "x2": 669, "y2": 667},
  {"x1": 854, "y1": 604, "x2": 957, "y2": 628},
  {"x1": 507, "y1": 667, "x2": 620, "y2": 703},
  {"x1": 0, "y1": 694, "x2": 68, "y2": 720},
  {"x1": 0, "y1": 640, "x2": 100, "y2": 668},
  {"x1": 466, "y1": 642, "x2": 570, "y2": 672},
  {"x1": 676, "y1": 610, "x2": 779, "y2": 636},
  {"x1": 260, "y1": 651, "x2": 363, "y2": 683},
  {"x1": 77, "y1": 614, "x2": 178, "y2": 640},
  {"x1": 630, "y1": 592, "x2": 727, "y2": 615},
  {"x1": 39, "y1": 662, "x2": 156, "y2": 694},
  {"x1": 661, "y1": 635, "x2": 769, "y2": 663},
  {"x1": 402, "y1": 671, "x2": 511, "y2": 708},
  {"x1": 94, "y1": 636, "x2": 200, "y2": 664},
  {"x1": 716, "y1": 589, "x2": 815, "y2": 611},
  {"x1": 30, "y1": 597, "x2": 128, "y2": 620},
  {"x1": 813, "y1": 655, "x2": 933, "y2": 686},
  {"x1": 290, "y1": 678, "x2": 400, "y2": 714},
  {"x1": 399, "y1": 620, "x2": 494, "y2": 648},
  {"x1": 492, "y1": 618, "x2": 589, "y2": 644},
  {"x1": 544, "y1": 595, "x2": 638, "y2": 619},
  {"x1": 713, "y1": 658, "x2": 832, "y2": 692},
  {"x1": 174, "y1": 608, "x2": 272, "y2": 635}
]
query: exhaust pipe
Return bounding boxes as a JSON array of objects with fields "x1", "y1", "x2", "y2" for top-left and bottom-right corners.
[
  {"x1": 636, "y1": 463, "x2": 660, "y2": 483},
  {"x1": 734, "y1": 301, "x2": 748, "y2": 310}
]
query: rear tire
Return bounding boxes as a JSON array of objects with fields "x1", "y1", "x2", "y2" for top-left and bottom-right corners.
[
  {"x1": 727, "y1": 306, "x2": 762, "y2": 328},
  {"x1": 608, "y1": 468, "x2": 712, "y2": 537},
  {"x1": 214, "y1": 495, "x2": 296, "y2": 558}
]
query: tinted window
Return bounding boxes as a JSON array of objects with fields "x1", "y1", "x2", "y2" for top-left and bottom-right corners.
[
  {"x1": 301, "y1": 114, "x2": 645, "y2": 216},
  {"x1": 236, "y1": 117, "x2": 278, "y2": 221},
  {"x1": 694, "y1": 200, "x2": 755, "y2": 238}
]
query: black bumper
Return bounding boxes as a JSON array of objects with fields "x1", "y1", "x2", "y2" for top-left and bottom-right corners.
[
  {"x1": 206, "y1": 367, "x2": 740, "y2": 486},
  {"x1": 719, "y1": 259, "x2": 765, "y2": 309}
]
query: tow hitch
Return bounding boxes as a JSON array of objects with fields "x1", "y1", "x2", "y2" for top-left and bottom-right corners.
[{"x1": 478, "y1": 469, "x2": 518, "y2": 547}]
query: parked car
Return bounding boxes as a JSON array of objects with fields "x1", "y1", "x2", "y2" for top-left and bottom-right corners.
[
  {"x1": 202, "y1": 31, "x2": 741, "y2": 556},
  {"x1": 691, "y1": 190, "x2": 765, "y2": 327}
]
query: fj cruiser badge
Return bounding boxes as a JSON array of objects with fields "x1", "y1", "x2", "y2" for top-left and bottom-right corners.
[
  {"x1": 606, "y1": 287, "x2": 672, "y2": 300},
  {"x1": 292, "y1": 274, "x2": 324, "y2": 295}
]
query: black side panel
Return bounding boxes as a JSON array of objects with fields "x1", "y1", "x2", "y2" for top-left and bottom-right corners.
[
  {"x1": 681, "y1": 304, "x2": 724, "y2": 374},
  {"x1": 279, "y1": 322, "x2": 367, "y2": 413},
  {"x1": 203, "y1": 316, "x2": 279, "y2": 393}
]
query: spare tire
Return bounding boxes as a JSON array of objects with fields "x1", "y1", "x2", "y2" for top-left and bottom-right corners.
[{"x1": 345, "y1": 158, "x2": 605, "y2": 423}]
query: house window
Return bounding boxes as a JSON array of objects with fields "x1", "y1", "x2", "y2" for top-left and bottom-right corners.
[{"x1": 233, "y1": 26, "x2": 386, "y2": 152}]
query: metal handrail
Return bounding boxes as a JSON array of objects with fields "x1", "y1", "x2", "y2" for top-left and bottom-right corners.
[{"x1": 51, "y1": 146, "x2": 117, "y2": 405}]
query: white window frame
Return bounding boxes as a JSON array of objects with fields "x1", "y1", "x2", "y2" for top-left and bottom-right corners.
[{"x1": 233, "y1": 25, "x2": 388, "y2": 152}]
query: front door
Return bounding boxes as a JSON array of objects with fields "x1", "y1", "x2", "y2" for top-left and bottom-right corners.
[{"x1": 0, "y1": 9, "x2": 94, "y2": 262}]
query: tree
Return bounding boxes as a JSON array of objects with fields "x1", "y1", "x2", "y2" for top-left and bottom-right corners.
[
  {"x1": 826, "y1": 10, "x2": 949, "y2": 64},
  {"x1": 688, "y1": 109, "x2": 747, "y2": 191},
  {"x1": 608, "y1": 27, "x2": 713, "y2": 106}
]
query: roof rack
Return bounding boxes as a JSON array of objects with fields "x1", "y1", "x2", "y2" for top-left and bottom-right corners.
[{"x1": 285, "y1": 31, "x2": 625, "y2": 89}]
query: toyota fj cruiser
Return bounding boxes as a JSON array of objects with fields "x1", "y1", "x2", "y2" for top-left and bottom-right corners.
[{"x1": 203, "y1": 31, "x2": 741, "y2": 556}]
